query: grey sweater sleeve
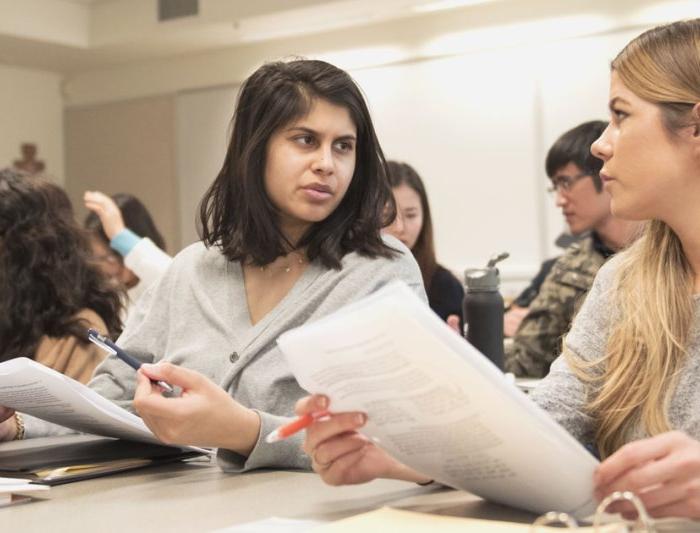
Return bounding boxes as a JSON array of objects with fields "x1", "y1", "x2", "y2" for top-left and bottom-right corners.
[
  {"x1": 23, "y1": 414, "x2": 75, "y2": 439},
  {"x1": 217, "y1": 411, "x2": 310, "y2": 472},
  {"x1": 86, "y1": 280, "x2": 166, "y2": 413},
  {"x1": 530, "y1": 256, "x2": 619, "y2": 446}
]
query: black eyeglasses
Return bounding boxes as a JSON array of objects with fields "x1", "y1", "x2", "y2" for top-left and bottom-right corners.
[{"x1": 547, "y1": 172, "x2": 591, "y2": 194}]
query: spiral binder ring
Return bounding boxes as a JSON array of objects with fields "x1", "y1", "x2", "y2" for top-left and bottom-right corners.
[
  {"x1": 594, "y1": 491, "x2": 656, "y2": 532},
  {"x1": 531, "y1": 490, "x2": 657, "y2": 531},
  {"x1": 531, "y1": 510, "x2": 579, "y2": 529}
]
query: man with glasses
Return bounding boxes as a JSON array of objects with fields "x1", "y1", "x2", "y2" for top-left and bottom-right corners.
[{"x1": 505, "y1": 120, "x2": 641, "y2": 378}]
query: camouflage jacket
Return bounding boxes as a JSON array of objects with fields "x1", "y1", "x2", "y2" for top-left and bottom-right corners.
[{"x1": 504, "y1": 234, "x2": 612, "y2": 378}]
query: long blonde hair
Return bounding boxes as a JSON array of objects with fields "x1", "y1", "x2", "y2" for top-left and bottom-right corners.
[{"x1": 566, "y1": 19, "x2": 700, "y2": 458}]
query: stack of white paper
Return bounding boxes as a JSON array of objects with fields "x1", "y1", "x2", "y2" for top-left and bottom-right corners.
[
  {"x1": 0, "y1": 358, "x2": 161, "y2": 444},
  {"x1": 278, "y1": 281, "x2": 599, "y2": 518},
  {"x1": 0, "y1": 477, "x2": 49, "y2": 507}
]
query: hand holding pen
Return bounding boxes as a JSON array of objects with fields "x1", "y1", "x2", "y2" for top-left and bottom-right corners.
[
  {"x1": 87, "y1": 329, "x2": 175, "y2": 393},
  {"x1": 134, "y1": 362, "x2": 262, "y2": 453}
]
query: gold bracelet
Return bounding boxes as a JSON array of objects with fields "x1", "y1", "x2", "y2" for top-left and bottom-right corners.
[{"x1": 13, "y1": 412, "x2": 25, "y2": 440}]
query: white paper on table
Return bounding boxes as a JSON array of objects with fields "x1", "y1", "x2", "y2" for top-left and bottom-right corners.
[
  {"x1": 0, "y1": 477, "x2": 50, "y2": 494},
  {"x1": 0, "y1": 358, "x2": 162, "y2": 444},
  {"x1": 0, "y1": 476, "x2": 50, "y2": 507},
  {"x1": 213, "y1": 517, "x2": 324, "y2": 533},
  {"x1": 278, "y1": 281, "x2": 599, "y2": 519}
]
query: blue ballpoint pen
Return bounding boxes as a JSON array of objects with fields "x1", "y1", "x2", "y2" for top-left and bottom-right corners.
[{"x1": 87, "y1": 329, "x2": 175, "y2": 394}]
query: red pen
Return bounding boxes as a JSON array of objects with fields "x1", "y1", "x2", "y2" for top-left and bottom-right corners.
[{"x1": 265, "y1": 411, "x2": 329, "y2": 443}]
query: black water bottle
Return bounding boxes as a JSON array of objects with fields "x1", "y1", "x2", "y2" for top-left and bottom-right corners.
[{"x1": 463, "y1": 252, "x2": 509, "y2": 370}]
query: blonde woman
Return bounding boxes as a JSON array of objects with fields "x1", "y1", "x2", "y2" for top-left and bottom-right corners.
[{"x1": 295, "y1": 19, "x2": 700, "y2": 519}]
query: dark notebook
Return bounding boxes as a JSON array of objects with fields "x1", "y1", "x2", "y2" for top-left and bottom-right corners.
[{"x1": 0, "y1": 438, "x2": 205, "y2": 485}]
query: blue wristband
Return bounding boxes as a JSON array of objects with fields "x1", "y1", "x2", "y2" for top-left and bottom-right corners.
[{"x1": 110, "y1": 228, "x2": 141, "y2": 257}]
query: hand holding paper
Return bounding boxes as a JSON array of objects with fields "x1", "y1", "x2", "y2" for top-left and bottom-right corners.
[
  {"x1": 296, "y1": 394, "x2": 431, "y2": 486},
  {"x1": 278, "y1": 281, "x2": 599, "y2": 517}
]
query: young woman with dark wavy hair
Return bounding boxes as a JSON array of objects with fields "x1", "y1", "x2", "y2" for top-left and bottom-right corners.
[
  {"x1": 0, "y1": 60, "x2": 425, "y2": 473},
  {"x1": 0, "y1": 169, "x2": 122, "y2": 383}
]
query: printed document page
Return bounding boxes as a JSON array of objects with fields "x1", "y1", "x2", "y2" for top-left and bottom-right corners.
[
  {"x1": 278, "y1": 282, "x2": 599, "y2": 518},
  {"x1": 0, "y1": 358, "x2": 160, "y2": 444}
]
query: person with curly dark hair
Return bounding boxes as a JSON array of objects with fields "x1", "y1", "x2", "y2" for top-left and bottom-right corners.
[{"x1": 0, "y1": 168, "x2": 123, "y2": 383}]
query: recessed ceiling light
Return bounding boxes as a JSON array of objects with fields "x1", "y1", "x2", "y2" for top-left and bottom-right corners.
[{"x1": 412, "y1": 0, "x2": 493, "y2": 14}]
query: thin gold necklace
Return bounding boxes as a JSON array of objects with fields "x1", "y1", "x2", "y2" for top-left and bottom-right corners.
[{"x1": 260, "y1": 252, "x2": 305, "y2": 274}]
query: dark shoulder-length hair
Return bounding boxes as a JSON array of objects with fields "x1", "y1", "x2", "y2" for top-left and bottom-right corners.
[
  {"x1": 386, "y1": 161, "x2": 437, "y2": 290},
  {"x1": 85, "y1": 193, "x2": 166, "y2": 251},
  {"x1": 199, "y1": 58, "x2": 396, "y2": 269},
  {"x1": 0, "y1": 169, "x2": 123, "y2": 361}
]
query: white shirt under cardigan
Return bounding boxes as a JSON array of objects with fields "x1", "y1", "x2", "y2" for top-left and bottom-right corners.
[{"x1": 23, "y1": 236, "x2": 426, "y2": 473}]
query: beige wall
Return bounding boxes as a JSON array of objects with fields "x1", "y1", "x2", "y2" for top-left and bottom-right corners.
[
  {"x1": 58, "y1": 0, "x2": 699, "y2": 287},
  {"x1": 64, "y1": 96, "x2": 179, "y2": 254},
  {"x1": 0, "y1": 64, "x2": 64, "y2": 182}
]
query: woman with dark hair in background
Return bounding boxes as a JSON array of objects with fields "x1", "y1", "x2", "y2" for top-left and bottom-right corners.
[
  {"x1": 0, "y1": 169, "x2": 122, "y2": 384},
  {"x1": 84, "y1": 191, "x2": 172, "y2": 320},
  {"x1": 0, "y1": 59, "x2": 425, "y2": 473},
  {"x1": 384, "y1": 161, "x2": 463, "y2": 329}
]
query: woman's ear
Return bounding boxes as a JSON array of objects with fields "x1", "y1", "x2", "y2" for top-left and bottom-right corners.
[
  {"x1": 691, "y1": 102, "x2": 700, "y2": 138},
  {"x1": 688, "y1": 103, "x2": 700, "y2": 160},
  {"x1": 687, "y1": 102, "x2": 700, "y2": 161}
]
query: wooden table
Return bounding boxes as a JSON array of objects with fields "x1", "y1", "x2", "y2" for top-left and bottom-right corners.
[{"x1": 1, "y1": 436, "x2": 536, "y2": 532}]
